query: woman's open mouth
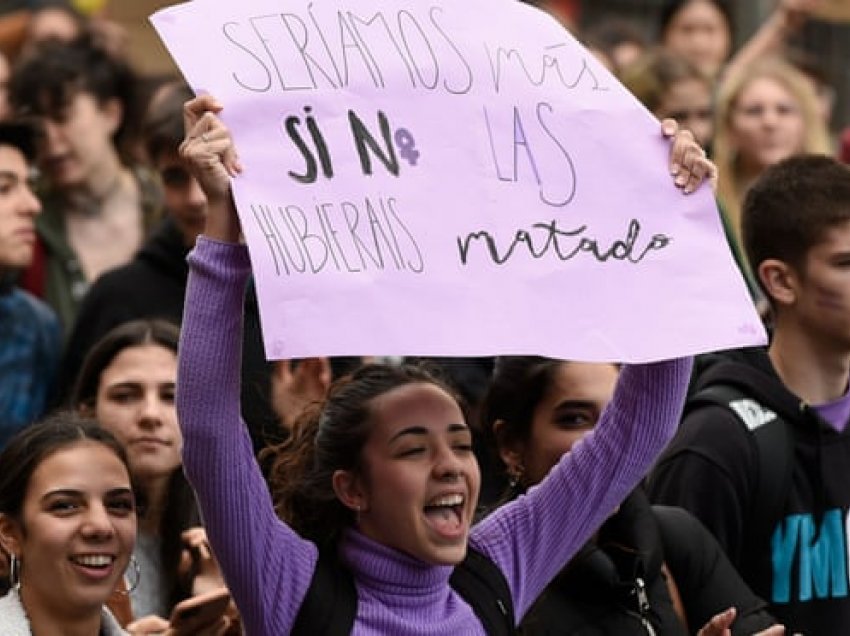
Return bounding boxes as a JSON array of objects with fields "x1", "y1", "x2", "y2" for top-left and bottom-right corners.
[{"x1": 423, "y1": 493, "x2": 466, "y2": 539}]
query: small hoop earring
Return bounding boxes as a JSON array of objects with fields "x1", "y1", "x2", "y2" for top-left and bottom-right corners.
[
  {"x1": 115, "y1": 555, "x2": 141, "y2": 596},
  {"x1": 9, "y1": 553, "x2": 20, "y2": 589}
]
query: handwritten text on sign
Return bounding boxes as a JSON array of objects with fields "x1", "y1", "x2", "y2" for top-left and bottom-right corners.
[{"x1": 151, "y1": 0, "x2": 765, "y2": 362}]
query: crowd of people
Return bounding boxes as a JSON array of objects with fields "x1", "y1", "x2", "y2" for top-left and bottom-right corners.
[{"x1": 0, "y1": 0, "x2": 849, "y2": 634}]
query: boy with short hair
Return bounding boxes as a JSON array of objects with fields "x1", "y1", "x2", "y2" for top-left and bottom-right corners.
[
  {"x1": 0, "y1": 120, "x2": 60, "y2": 449},
  {"x1": 648, "y1": 154, "x2": 850, "y2": 634}
]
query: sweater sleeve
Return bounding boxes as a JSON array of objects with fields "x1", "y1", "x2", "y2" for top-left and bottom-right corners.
[
  {"x1": 176, "y1": 237, "x2": 318, "y2": 636},
  {"x1": 470, "y1": 357, "x2": 692, "y2": 620}
]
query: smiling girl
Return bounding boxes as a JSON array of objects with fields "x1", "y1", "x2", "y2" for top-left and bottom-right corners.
[{"x1": 0, "y1": 413, "x2": 136, "y2": 636}]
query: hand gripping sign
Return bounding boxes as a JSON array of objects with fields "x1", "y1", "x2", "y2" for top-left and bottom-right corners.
[{"x1": 151, "y1": 0, "x2": 766, "y2": 362}]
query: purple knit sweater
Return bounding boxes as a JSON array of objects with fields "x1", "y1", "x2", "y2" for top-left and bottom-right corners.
[{"x1": 176, "y1": 237, "x2": 692, "y2": 636}]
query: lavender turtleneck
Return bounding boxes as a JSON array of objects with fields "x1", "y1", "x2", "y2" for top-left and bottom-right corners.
[{"x1": 176, "y1": 237, "x2": 692, "y2": 635}]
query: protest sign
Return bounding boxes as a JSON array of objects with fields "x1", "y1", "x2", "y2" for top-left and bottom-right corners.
[{"x1": 150, "y1": 0, "x2": 766, "y2": 362}]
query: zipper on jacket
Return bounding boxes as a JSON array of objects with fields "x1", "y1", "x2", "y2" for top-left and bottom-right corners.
[{"x1": 633, "y1": 577, "x2": 657, "y2": 635}]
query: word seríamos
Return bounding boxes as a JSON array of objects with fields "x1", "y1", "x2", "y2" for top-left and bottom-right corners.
[
  {"x1": 249, "y1": 195, "x2": 424, "y2": 276},
  {"x1": 457, "y1": 218, "x2": 671, "y2": 266},
  {"x1": 223, "y1": 7, "x2": 473, "y2": 94}
]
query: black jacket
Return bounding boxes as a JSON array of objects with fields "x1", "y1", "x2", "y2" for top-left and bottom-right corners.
[
  {"x1": 648, "y1": 347, "x2": 850, "y2": 635},
  {"x1": 519, "y1": 489, "x2": 774, "y2": 635},
  {"x1": 61, "y1": 217, "x2": 282, "y2": 452},
  {"x1": 62, "y1": 216, "x2": 189, "y2": 382}
]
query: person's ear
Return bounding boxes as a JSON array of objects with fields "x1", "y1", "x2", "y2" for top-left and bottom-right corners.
[
  {"x1": 0, "y1": 514, "x2": 22, "y2": 557},
  {"x1": 332, "y1": 469, "x2": 369, "y2": 514},
  {"x1": 758, "y1": 258, "x2": 798, "y2": 307},
  {"x1": 493, "y1": 419, "x2": 525, "y2": 479}
]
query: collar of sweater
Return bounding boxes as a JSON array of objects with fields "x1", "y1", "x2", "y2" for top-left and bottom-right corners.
[
  {"x1": 0, "y1": 589, "x2": 30, "y2": 634},
  {"x1": 0, "y1": 587, "x2": 126, "y2": 635},
  {"x1": 340, "y1": 528, "x2": 455, "y2": 599}
]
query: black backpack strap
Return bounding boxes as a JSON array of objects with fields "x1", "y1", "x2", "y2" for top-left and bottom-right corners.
[
  {"x1": 290, "y1": 550, "x2": 357, "y2": 636},
  {"x1": 451, "y1": 547, "x2": 516, "y2": 636},
  {"x1": 292, "y1": 546, "x2": 515, "y2": 635},
  {"x1": 750, "y1": 408, "x2": 794, "y2": 535},
  {"x1": 686, "y1": 385, "x2": 794, "y2": 543}
]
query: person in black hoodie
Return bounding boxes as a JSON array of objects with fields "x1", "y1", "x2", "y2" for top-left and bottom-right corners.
[
  {"x1": 59, "y1": 81, "x2": 280, "y2": 454},
  {"x1": 481, "y1": 357, "x2": 781, "y2": 635},
  {"x1": 648, "y1": 154, "x2": 850, "y2": 635}
]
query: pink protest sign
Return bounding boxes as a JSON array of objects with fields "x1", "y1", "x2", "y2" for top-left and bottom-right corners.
[{"x1": 150, "y1": 0, "x2": 766, "y2": 362}]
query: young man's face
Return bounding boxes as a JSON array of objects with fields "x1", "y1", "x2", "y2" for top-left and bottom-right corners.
[
  {"x1": 792, "y1": 220, "x2": 850, "y2": 351},
  {"x1": 37, "y1": 92, "x2": 120, "y2": 189},
  {"x1": 155, "y1": 150, "x2": 207, "y2": 246},
  {"x1": 0, "y1": 144, "x2": 41, "y2": 271}
]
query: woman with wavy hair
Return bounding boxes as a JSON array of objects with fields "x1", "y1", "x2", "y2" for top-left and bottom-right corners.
[{"x1": 712, "y1": 57, "x2": 831, "y2": 247}]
